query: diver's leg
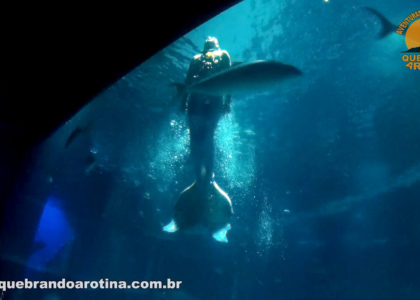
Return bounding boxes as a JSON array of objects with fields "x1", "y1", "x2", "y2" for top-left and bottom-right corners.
[
  {"x1": 165, "y1": 110, "x2": 232, "y2": 236},
  {"x1": 198, "y1": 120, "x2": 216, "y2": 183},
  {"x1": 188, "y1": 114, "x2": 218, "y2": 183},
  {"x1": 188, "y1": 114, "x2": 204, "y2": 180}
]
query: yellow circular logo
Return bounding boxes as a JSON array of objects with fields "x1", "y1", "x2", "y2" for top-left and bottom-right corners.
[{"x1": 405, "y1": 19, "x2": 420, "y2": 51}]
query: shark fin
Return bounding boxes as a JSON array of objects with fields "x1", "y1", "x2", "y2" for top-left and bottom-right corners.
[
  {"x1": 162, "y1": 219, "x2": 178, "y2": 233},
  {"x1": 212, "y1": 223, "x2": 231, "y2": 243}
]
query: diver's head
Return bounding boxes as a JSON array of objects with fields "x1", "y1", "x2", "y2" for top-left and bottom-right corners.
[{"x1": 203, "y1": 36, "x2": 220, "y2": 53}]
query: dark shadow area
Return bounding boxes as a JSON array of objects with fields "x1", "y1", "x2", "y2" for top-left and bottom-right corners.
[{"x1": 0, "y1": 1, "x2": 240, "y2": 222}]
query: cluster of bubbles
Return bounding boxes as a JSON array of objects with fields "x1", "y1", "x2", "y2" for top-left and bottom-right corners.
[
  {"x1": 215, "y1": 113, "x2": 256, "y2": 193},
  {"x1": 256, "y1": 196, "x2": 274, "y2": 256},
  {"x1": 147, "y1": 115, "x2": 190, "y2": 193}
]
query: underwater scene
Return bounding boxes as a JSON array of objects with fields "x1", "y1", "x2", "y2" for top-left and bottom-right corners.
[{"x1": 1, "y1": 0, "x2": 420, "y2": 299}]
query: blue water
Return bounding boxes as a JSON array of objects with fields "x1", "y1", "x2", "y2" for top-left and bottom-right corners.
[{"x1": 1, "y1": 0, "x2": 420, "y2": 299}]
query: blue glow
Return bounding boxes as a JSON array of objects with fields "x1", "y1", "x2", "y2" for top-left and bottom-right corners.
[
  {"x1": 212, "y1": 223, "x2": 231, "y2": 243},
  {"x1": 26, "y1": 197, "x2": 74, "y2": 272},
  {"x1": 162, "y1": 219, "x2": 178, "y2": 233}
]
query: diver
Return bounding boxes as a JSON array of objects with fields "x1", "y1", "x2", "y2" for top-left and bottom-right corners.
[
  {"x1": 163, "y1": 37, "x2": 234, "y2": 242},
  {"x1": 182, "y1": 37, "x2": 232, "y2": 184}
]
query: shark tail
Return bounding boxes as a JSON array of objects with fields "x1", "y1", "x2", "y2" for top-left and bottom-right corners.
[
  {"x1": 364, "y1": 7, "x2": 397, "y2": 39},
  {"x1": 163, "y1": 181, "x2": 233, "y2": 242}
]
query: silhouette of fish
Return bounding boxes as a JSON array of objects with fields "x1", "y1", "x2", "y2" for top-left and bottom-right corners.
[
  {"x1": 64, "y1": 122, "x2": 92, "y2": 148},
  {"x1": 364, "y1": 7, "x2": 397, "y2": 39}
]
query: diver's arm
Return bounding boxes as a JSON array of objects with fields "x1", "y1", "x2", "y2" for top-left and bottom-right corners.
[
  {"x1": 181, "y1": 57, "x2": 200, "y2": 112},
  {"x1": 224, "y1": 95, "x2": 231, "y2": 114},
  {"x1": 180, "y1": 94, "x2": 188, "y2": 112},
  {"x1": 185, "y1": 54, "x2": 202, "y2": 84},
  {"x1": 221, "y1": 51, "x2": 232, "y2": 114},
  {"x1": 180, "y1": 89, "x2": 188, "y2": 112},
  {"x1": 185, "y1": 61, "x2": 195, "y2": 85}
]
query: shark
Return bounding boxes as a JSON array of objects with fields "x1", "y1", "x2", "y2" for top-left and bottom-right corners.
[{"x1": 172, "y1": 60, "x2": 302, "y2": 98}]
